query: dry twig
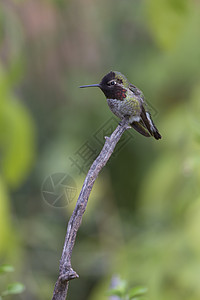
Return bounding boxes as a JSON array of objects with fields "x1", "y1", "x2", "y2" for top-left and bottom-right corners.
[{"x1": 52, "y1": 119, "x2": 130, "y2": 300}]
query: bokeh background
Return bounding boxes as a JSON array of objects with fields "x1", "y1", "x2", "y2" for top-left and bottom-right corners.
[{"x1": 1, "y1": 0, "x2": 200, "y2": 299}]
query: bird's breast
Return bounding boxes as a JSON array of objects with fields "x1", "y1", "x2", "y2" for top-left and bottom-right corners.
[
  {"x1": 107, "y1": 99, "x2": 123, "y2": 118},
  {"x1": 107, "y1": 98, "x2": 141, "y2": 119}
]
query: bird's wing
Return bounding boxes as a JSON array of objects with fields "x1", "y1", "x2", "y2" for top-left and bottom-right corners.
[
  {"x1": 140, "y1": 105, "x2": 161, "y2": 140},
  {"x1": 130, "y1": 121, "x2": 151, "y2": 137},
  {"x1": 129, "y1": 84, "x2": 144, "y2": 97},
  {"x1": 129, "y1": 83, "x2": 161, "y2": 139}
]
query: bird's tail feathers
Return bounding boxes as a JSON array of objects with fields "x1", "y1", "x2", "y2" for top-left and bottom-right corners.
[
  {"x1": 145, "y1": 112, "x2": 162, "y2": 140},
  {"x1": 141, "y1": 107, "x2": 162, "y2": 140}
]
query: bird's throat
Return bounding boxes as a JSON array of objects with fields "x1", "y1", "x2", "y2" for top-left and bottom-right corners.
[{"x1": 103, "y1": 85, "x2": 127, "y2": 101}]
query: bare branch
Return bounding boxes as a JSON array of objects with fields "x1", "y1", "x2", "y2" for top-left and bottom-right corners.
[{"x1": 52, "y1": 120, "x2": 130, "y2": 300}]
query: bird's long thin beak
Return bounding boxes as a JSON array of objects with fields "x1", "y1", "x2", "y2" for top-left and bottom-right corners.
[{"x1": 79, "y1": 84, "x2": 100, "y2": 88}]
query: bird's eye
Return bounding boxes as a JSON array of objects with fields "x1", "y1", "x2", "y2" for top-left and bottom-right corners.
[{"x1": 108, "y1": 80, "x2": 116, "y2": 86}]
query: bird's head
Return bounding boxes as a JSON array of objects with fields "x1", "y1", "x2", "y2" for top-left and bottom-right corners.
[{"x1": 80, "y1": 71, "x2": 129, "y2": 101}]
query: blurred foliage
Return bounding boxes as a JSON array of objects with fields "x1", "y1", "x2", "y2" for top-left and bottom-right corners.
[
  {"x1": 0, "y1": 179, "x2": 13, "y2": 256},
  {"x1": 0, "y1": 64, "x2": 35, "y2": 188},
  {"x1": 146, "y1": 0, "x2": 190, "y2": 50},
  {"x1": 0, "y1": 264, "x2": 25, "y2": 299},
  {"x1": 0, "y1": 0, "x2": 200, "y2": 299},
  {"x1": 107, "y1": 277, "x2": 148, "y2": 300}
]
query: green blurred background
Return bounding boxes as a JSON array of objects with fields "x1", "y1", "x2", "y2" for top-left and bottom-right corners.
[{"x1": 0, "y1": 0, "x2": 200, "y2": 299}]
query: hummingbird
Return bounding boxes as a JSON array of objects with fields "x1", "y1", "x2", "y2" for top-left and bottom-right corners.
[{"x1": 80, "y1": 71, "x2": 161, "y2": 140}]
